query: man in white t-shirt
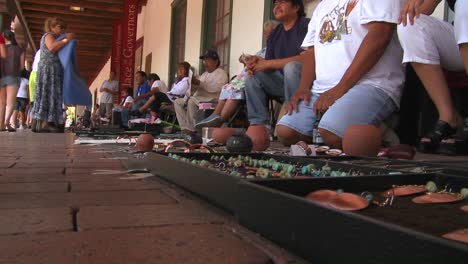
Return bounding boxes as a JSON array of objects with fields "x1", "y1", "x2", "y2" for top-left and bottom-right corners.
[
  {"x1": 174, "y1": 50, "x2": 228, "y2": 133},
  {"x1": 98, "y1": 71, "x2": 119, "y2": 121},
  {"x1": 277, "y1": 0, "x2": 405, "y2": 148}
]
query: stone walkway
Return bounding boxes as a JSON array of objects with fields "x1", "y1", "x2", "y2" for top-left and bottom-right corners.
[{"x1": 0, "y1": 132, "x2": 303, "y2": 264}]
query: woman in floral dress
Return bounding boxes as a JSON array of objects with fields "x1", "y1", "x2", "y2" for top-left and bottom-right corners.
[{"x1": 32, "y1": 17, "x2": 75, "y2": 132}]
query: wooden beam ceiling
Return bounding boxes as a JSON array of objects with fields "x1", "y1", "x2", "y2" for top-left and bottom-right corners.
[{"x1": 15, "y1": 0, "x2": 125, "y2": 85}]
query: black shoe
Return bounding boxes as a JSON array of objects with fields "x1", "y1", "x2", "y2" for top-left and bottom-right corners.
[{"x1": 419, "y1": 120, "x2": 458, "y2": 153}]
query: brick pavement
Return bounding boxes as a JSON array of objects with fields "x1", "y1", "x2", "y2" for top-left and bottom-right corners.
[{"x1": 0, "y1": 131, "x2": 304, "y2": 264}]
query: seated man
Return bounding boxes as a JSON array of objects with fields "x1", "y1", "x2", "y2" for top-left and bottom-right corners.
[
  {"x1": 174, "y1": 50, "x2": 228, "y2": 134},
  {"x1": 195, "y1": 20, "x2": 280, "y2": 129},
  {"x1": 398, "y1": 0, "x2": 468, "y2": 151},
  {"x1": 244, "y1": 0, "x2": 309, "y2": 141},
  {"x1": 278, "y1": 0, "x2": 405, "y2": 149},
  {"x1": 132, "y1": 71, "x2": 152, "y2": 110},
  {"x1": 121, "y1": 71, "x2": 151, "y2": 128},
  {"x1": 136, "y1": 62, "x2": 191, "y2": 119}
]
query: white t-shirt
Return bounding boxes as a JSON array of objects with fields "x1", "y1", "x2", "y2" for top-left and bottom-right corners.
[
  {"x1": 16, "y1": 78, "x2": 29, "y2": 98},
  {"x1": 122, "y1": 95, "x2": 134, "y2": 107},
  {"x1": 194, "y1": 67, "x2": 228, "y2": 102},
  {"x1": 169, "y1": 77, "x2": 190, "y2": 96},
  {"x1": 151, "y1": 80, "x2": 168, "y2": 93},
  {"x1": 32, "y1": 50, "x2": 41, "y2": 72},
  {"x1": 302, "y1": 0, "x2": 405, "y2": 106},
  {"x1": 166, "y1": 77, "x2": 190, "y2": 102},
  {"x1": 99, "y1": 79, "x2": 119, "y2": 104}
]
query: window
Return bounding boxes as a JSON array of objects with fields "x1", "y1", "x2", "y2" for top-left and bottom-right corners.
[
  {"x1": 202, "y1": 0, "x2": 232, "y2": 71},
  {"x1": 169, "y1": 0, "x2": 187, "y2": 85}
]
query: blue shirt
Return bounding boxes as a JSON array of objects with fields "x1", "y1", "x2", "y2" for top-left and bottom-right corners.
[
  {"x1": 136, "y1": 82, "x2": 151, "y2": 97},
  {"x1": 265, "y1": 16, "x2": 310, "y2": 60}
]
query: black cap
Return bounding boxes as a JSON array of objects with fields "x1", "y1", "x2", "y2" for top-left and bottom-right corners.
[{"x1": 199, "y1": 50, "x2": 220, "y2": 60}]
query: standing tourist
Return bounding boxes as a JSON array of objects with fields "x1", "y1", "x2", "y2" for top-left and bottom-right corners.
[{"x1": 32, "y1": 17, "x2": 75, "y2": 132}]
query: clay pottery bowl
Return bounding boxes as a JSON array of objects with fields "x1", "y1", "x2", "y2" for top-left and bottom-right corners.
[
  {"x1": 328, "y1": 192, "x2": 369, "y2": 211},
  {"x1": 226, "y1": 135, "x2": 253, "y2": 153},
  {"x1": 136, "y1": 133, "x2": 155, "y2": 152},
  {"x1": 305, "y1": 190, "x2": 338, "y2": 206},
  {"x1": 212, "y1": 127, "x2": 236, "y2": 145},
  {"x1": 382, "y1": 185, "x2": 426, "y2": 198},
  {"x1": 342, "y1": 124, "x2": 381, "y2": 157},
  {"x1": 412, "y1": 192, "x2": 464, "y2": 204},
  {"x1": 246, "y1": 125, "x2": 270, "y2": 151},
  {"x1": 442, "y1": 229, "x2": 468, "y2": 244}
]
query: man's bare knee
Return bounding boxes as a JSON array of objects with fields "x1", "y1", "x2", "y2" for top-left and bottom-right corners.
[
  {"x1": 277, "y1": 125, "x2": 312, "y2": 146},
  {"x1": 277, "y1": 125, "x2": 300, "y2": 146},
  {"x1": 319, "y1": 128, "x2": 342, "y2": 148}
]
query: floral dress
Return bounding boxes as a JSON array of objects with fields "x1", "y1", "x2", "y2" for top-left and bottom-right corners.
[
  {"x1": 218, "y1": 47, "x2": 267, "y2": 101},
  {"x1": 32, "y1": 33, "x2": 64, "y2": 125}
]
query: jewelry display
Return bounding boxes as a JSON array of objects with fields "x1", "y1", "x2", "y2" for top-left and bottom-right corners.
[{"x1": 168, "y1": 154, "x2": 379, "y2": 179}]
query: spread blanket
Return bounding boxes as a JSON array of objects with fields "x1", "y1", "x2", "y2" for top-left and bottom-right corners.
[{"x1": 57, "y1": 35, "x2": 92, "y2": 107}]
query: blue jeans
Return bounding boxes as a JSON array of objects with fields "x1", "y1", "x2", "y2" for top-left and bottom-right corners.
[
  {"x1": 245, "y1": 61, "x2": 302, "y2": 125},
  {"x1": 278, "y1": 84, "x2": 397, "y2": 138},
  {"x1": 121, "y1": 99, "x2": 148, "y2": 128}
]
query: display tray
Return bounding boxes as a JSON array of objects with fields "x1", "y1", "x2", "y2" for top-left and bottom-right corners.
[
  {"x1": 236, "y1": 174, "x2": 468, "y2": 263},
  {"x1": 74, "y1": 127, "x2": 161, "y2": 137},
  {"x1": 142, "y1": 152, "x2": 413, "y2": 213},
  {"x1": 309, "y1": 155, "x2": 468, "y2": 176}
]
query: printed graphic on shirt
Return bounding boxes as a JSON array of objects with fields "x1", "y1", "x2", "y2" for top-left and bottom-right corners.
[{"x1": 319, "y1": 0, "x2": 359, "y2": 44}]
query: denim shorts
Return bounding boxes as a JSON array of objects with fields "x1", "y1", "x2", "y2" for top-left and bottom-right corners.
[
  {"x1": 15, "y1": 97, "x2": 29, "y2": 112},
  {"x1": 0, "y1": 76, "x2": 20, "y2": 88},
  {"x1": 278, "y1": 84, "x2": 397, "y2": 138}
]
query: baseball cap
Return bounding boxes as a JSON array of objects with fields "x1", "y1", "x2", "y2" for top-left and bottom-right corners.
[{"x1": 199, "y1": 50, "x2": 220, "y2": 60}]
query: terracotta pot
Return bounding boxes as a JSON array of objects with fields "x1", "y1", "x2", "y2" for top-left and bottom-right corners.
[
  {"x1": 136, "y1": 133, "x2": 155, "y2": 152},
  {"x1": 212, "y1": 127, "x2": 236, "y2": 145},
  {"x1": 246, "y1": 125, "x2": 270, "y2": 151},
  {"x1": 342, "y1": 124, "x2": 381, "y2": 157},
  {"x1": 226, "y1": 135, "x2": 253, "y2": 153}
]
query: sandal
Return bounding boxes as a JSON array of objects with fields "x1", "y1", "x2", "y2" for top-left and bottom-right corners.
[
  {"x1": 419, "y1": 120, "x2": 457, "y2": 153},
  {"x1": 6, "y1": 124, "x2": 16, "y2": 132}
]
